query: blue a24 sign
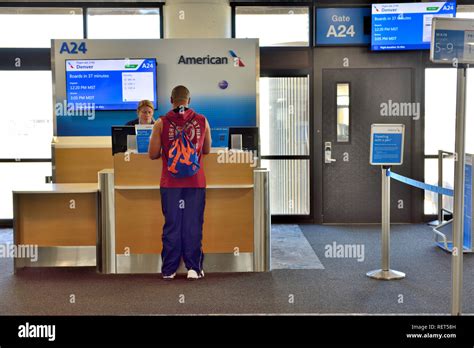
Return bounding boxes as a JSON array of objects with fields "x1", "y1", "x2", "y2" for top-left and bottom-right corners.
[
  {"x1": 59, "y1": 42, "x2": 87, "y2": 54},
  {"x1": 316, "y1": 8, "x2": 371, "y2": 45}
]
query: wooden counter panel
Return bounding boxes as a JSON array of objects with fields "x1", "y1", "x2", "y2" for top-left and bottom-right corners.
[
  {"x1": 115, "y1": 188, "x2": 254, "y2": 254},
  {"x1": 16, "y1": 193, "x2": 97, "y2": 246},
  {"x1": 115, "y1": 189, "x2": 164, "y2": 254},
  {"x1": 114, "y1": 153, "x2": 254, "y2": 186},
  {"x1": 55, "y1": 148, "x2": 113, "y2": 183}
]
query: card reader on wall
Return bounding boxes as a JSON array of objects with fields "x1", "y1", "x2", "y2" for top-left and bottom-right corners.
[{"x1": 228, "y1": 127, "x2": 258, "y2": 154}]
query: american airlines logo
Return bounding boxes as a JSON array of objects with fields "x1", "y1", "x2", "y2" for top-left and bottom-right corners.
[{"x1": 178, "y1": 50, "x2": 245, "y2": 67}]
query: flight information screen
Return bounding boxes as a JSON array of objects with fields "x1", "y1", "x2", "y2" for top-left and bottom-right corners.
[
  {"x1": 371, "y1": 2, "x2": 456, "y2": 51},
  {"x1": 65, "y1": 58, "x2": 157, "y2": 110}
]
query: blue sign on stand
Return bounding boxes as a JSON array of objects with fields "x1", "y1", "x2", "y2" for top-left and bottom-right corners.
[
  {"x1": 370, "y1": 124, "x2": 405, "y2": 166},
  {"x1": 135, "y1": 125, "x2": 153, "y2": 154},
  {"x1": 316, "y1": 7, "x2": 371, "y2": 45},
  {"x1": 464, "y1": 155, "x2": 473, "y2": 251}
]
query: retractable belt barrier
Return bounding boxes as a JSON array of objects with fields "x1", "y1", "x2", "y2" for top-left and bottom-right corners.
[{"x1": 387, "y1": 169, "x2": 454, "y2": 197}]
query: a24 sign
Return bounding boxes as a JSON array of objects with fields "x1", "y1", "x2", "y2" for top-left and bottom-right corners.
[{"x1": 59, "y1": 42, "x2": 87, "y2": 54}]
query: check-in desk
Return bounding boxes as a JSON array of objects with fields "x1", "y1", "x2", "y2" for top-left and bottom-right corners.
[
  {"x1": 13, "y1": 140, "x2": 270, "y2": 273},
  {"x1": 13, "y1": 184, "x2": 98, "y2": 269},
  {"x1": 99, "y1": 152, "x2": 270, "y2": 274},
  {"x1": 53, "y1": 137, "x2": 113, "y2": 183}
]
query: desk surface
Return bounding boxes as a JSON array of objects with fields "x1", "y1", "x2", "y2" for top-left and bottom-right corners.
[{"x1": 13, "y1": 183, "x2": 99, "y2": 194}]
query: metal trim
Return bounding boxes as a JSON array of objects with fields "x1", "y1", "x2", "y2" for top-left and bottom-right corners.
[
  {"x1": 116, "y1": 252, "x2": 253, "y2": 274},
  {"x1": 253, "y1": 168, "x2": 271, "y2": 271},
  {"x1": 14, "y1": 246, "x2": 96, "y2": 269},
  {"x1": 97, "y1": 170, "x2": 116, "y2": 274}
]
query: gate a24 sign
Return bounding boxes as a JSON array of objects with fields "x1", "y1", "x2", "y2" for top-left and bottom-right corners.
[
  {"x1": 316, "y1": 8, "x2": 371, "y2": 45},
  {"x1": 59, "y1": 42, "x2": 88, "y2": 54}
]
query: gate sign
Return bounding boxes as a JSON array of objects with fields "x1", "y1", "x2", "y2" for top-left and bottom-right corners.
[
  {"x1": 370, "y1": 124, "x2": 405, "y2": 166},
  {"x1": 316, "y1": 7, "x2": 371, "y2": 45},
  {"x1": 431, "y1": 17, "x2": 474, "y2": 64}
]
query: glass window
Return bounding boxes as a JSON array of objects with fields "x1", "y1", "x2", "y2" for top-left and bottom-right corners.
[
  {"x1": 262, "y1": 159, "x2": 310, "y2": 215},
  {"x1": 0, "y1": 163, "x2": 52, "y2": 219},
  {"x1": 0, "y1": 71, "x2": 53, "y2": 159},
  {"x1": 260, "y1": 77, "x2": 309, "y2": 156},
  {"x1": 456, "y1": 8, "x2": 474, "y2": 19},
  {"x1": 336, "y1": 83, "x2": 350, "y2": 142},
  {"x1": 235, "y1": 7, "x2": 309, "y2": 46},
  {"x1": 0, "y1": 8, "x2": 83, "y2": 48},
  {"x1": 87, "y1": 8, "x2": 161, "y2": 39},
  {"x1": 424, "y1": 67, "x2": 474, "y2": 214}
]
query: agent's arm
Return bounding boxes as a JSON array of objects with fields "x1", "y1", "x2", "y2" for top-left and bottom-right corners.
[
  {"x1": 203, "y1": 119, "x2": 212, "y2": 155},
  {"x1": 148, "y1": 119, "x2": 163, "y2": 160}
]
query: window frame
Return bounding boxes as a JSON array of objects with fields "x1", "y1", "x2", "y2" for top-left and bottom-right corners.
[{"x1": 231, "y1": 3, "x2": 313, "y2": 47}]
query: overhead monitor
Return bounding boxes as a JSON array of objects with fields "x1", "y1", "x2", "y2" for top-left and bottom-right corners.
[
  {"x1": 371, "y1": 2, "x2": 456, "y2": 51},
  {"x1": 66, "y1": 58, "x2": 157, "y2": 111}
]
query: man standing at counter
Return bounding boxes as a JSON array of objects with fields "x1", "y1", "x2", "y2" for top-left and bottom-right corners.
[{"x1": 148, "y1": 85, "x2": 212, "y2": 280}]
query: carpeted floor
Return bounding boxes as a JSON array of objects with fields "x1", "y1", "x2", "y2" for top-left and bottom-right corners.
[{"x1": 0, "y1": 224, "x2": 472, "y2": 315}]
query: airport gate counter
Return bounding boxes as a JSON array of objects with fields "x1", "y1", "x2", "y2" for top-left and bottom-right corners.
[
  {"x1": 14, "y1": 142, "x2": 270, "y2": 273},
  {"x1": 11, "y1": 37, "x2": 270, "y2": 274}
]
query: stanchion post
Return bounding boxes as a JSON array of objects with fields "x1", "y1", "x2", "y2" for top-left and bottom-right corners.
[
  {"x1": 452, "y1": 66, "x2": 468, "y2": 315},
  {"x1": 438, "y1": 150, "x2": 444, "y2": 224},
  {"x1": 367, "y1": 166, "x2": 405, "y2": 280}
]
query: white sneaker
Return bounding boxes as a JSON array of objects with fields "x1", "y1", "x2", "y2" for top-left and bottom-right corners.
[
  {"x1": 162, "y1": 272, "x2": 176, "y2": 280},
  {"x1": 187, "y1": 269, "x2": 204, "y2": 280}
]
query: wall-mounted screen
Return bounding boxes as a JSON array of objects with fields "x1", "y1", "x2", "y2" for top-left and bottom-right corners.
[
  {"x1": 65, "y1": 58, "x2": 157, "y2": 110},
  {"x1": 371, "y1": 2, "x2": 456, "y2": 51}
]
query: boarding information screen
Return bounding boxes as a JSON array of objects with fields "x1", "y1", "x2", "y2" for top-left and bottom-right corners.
[
  {"x1": 66, "y1": 59, "x2": 157, "y2": 110},
  {"x1": 371, "y1": 2, "x2": 456, "y2": 51}
]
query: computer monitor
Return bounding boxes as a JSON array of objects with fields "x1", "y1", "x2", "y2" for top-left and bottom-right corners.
[
  {"x1": 112, "y1": 126, "x2": 136, "y2": 155},
  {"x1": 228, "y1": 127, "x2": 259, "y2": 154}
]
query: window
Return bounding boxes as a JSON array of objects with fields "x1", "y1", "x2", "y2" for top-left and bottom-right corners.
[
  {"x1": 0, "y1": 71, "x2": 53, "y2": 159},
  {"x1": 0, "y1": 163, "x2": 52, "y2": 219},
  {"x1": 0, "y1": 8, "x2": 83, "y2": 48},
  {"x1": 260, "y1": 77, "x2": 309, "y2": 156},
  {"x1": 424, "y1": 67, "x2": 474, "y2": 215},
  {"x1": 336, "y1": 83, "x2": 350, "y2": 143},
  {"x1": 235, "y1": 7, "x2": 309, "y2": 46},
  {"x1": 260, "y1": 77, "x2": 310, "y2": 215},
  {"x1": 262, "y1": 159, "x2": 310, "y2": 215},
  {"x1": 87, "y1": 8, "x2": 161, "y2": 39}
]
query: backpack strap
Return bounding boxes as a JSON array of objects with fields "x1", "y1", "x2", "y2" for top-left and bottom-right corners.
[{"x1": 165, "y1": 112, "x2": 198, "y2": 136}]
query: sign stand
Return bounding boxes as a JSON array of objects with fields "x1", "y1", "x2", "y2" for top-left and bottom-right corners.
[
  {"x1": 451, "y1": 65, "x2": 467, "y2": 315},
  {"x1": 367, "y1": 124, "x2": 406, "y2": 280},
  {"x1": 430, "y1": 17, "x2": 474, "y2": 315},
  {"x1": 367, "y1": 165, "x2": 406, "y2": 280}
]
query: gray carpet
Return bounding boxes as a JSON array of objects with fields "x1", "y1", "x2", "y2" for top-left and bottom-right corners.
[{"x1": 0, "y1": 225, "x2": 473, "y2": 315}]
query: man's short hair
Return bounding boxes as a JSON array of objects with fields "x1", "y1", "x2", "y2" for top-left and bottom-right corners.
[{"x1": 171, "y1": 85, "x2": 190, "y2": 102}]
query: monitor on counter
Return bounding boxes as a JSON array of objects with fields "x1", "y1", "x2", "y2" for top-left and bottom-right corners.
[
  {"x1": 66, "y1": 58, "x2": 157, "y2": 111},
  {"x1": 112, "y1": 126, "x2": 136, "y2": 155},
  {"x1": 228, "y1": 127, "x2": 259, "y2": 154}
]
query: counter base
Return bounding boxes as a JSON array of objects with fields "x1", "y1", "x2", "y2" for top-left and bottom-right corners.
[
  {"x1": 116, "y1": 252, "x2": 253, "y2": 273},
  {"x1": 14, "y1": 246, "x2": 96, "y2": 269}
]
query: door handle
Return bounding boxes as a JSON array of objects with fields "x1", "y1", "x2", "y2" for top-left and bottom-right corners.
[{"x1": 325, "y1": 141, "x2": 336, "y2": 163}]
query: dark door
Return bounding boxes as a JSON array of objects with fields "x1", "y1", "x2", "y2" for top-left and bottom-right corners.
[{"x1": 322, "y1": 68, "x2": 413, "y2": 223}]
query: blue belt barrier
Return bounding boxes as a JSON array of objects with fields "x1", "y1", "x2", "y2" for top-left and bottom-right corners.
[{"x1": 388, "y1": 170, "x2": 454, "y2": 197}]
